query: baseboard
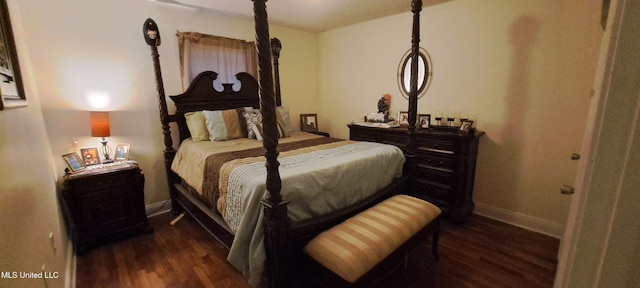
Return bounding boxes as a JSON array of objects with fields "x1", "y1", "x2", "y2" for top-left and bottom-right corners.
[
  {"x1": 65, "y1": 240, "x2": 76, "y2": 288},
  {"x1": 473, "y1": 202, "x2": 563, "y2": 238},
  {"x1": 145, "y1": 199, "x2": 172, "y2": 218}
]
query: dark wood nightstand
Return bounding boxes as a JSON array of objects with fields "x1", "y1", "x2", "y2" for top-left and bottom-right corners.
[{"x1": 60, "y1": 161, "x2": 152, "y2": 254}]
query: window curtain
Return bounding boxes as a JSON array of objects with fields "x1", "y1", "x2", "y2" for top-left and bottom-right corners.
[{"x1": 177, "y1": 31, "x2": 258, "y2": 91}]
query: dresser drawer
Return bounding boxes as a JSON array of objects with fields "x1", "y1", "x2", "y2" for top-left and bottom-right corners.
[
  {"x1": 415, "y1": 138, "x2": 457, "y2": 155},
  {"x1": 412, "y1": 182, "x2": 452, "y2": 209},
  {"x1": 415, "y1": 168, "x2": 454, "y2": 189},
  {"x1": 349, "y1": 128, "x2": 378, "y2": 142},
  {"x1": 378, "y1": 133, "x2": 410, "y2": 148},
  {"x1": 415, "y1": 154, "x2": 456, "y2": 173}
]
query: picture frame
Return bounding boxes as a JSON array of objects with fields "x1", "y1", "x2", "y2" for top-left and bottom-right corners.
[
  {"x1": 62, "y1": 152, "x2": 86, "y2": 173},
  {"x1": 398, "y1": 111, "x2": 409, "y2": 126},
  {"x1": 80, "y1": 148, "x2": 101, "y2": 166},
  {"x1": 114, "y1": 143, "x2": 131, "y2": 161},
  {"x1": 459, "y1": 120, "x2": 474, "y2": 134},
  {"x1": 300, "y1": 114, "x2": 318, "y2": 133},
  {"x1": 0, "y1": 0, "x2": 27, "y2": 110},
  {"x1": 419, "y1": 114, "x2": 431, "y2": 129}
]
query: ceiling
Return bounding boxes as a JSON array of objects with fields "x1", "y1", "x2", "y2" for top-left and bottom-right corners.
[{"x1": 150, "y1": 0, "x2": 449, "y2": 33}]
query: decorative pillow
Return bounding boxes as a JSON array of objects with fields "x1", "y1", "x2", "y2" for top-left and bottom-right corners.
[
  {"x1": 184, "y1": 111, "x2": 209, "y2": 141},
  {"x1": 276, "y1": 106, "x2": 294, "y2": 132},
  {"x1": 243, "y1": 111, "x2": 289, "y2": 141},
  {"x1": 203, "y1": 109, "x2": 245, "y2": 141},
  {"x1": 243, "y1": 111, "x2": 262, "y2": 139},
  {"x1": 236, "y1": 107, "x2": 254, "y2": 138}
]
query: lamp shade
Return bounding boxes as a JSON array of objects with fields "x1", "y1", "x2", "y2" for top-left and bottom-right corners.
[{"x1": 90, "y1": 111, "x2": 110, "y2": 137}]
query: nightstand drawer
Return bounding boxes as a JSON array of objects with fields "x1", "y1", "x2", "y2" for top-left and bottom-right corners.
[
  {"x1": 415, "y1": 154, "x2": 456, "y2": 173},
  {"x1": 69, "y1": 170, "x2": 138, "y2": 195},
  {"x1": 415, "y1": 138, "x2": 457, "y2": 155}
]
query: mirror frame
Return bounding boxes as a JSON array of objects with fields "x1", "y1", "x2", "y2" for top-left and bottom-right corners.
[{"x1": 397, "y1": 47, "x2": 433, "y2": 100}]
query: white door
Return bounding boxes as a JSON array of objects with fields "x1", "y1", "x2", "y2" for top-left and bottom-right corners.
[{"x1": 554, "y1": 0, "x2": 640, "y2": 286}]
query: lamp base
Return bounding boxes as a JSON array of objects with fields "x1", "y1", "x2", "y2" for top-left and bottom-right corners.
[{"x1": 102, "y1": 159, "x2": 114, "y2": 164}]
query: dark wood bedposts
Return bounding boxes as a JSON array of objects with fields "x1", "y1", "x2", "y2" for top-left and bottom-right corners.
[
  {"x1": 408, "y1": 0, "x2": 422, "y2": 132},
  {"x1": 271, "y1": 38, "x2": 282, "y2": 107},
  {"x1": 253, "y1": 1, "x2": 291, "y2": 287},
  {"x1": 143, "y1": 18, "x2": 179, "y2": 213}
]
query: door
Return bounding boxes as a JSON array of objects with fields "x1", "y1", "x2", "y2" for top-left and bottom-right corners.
[{"x1": 554, "y1": 0, "x2": 640, "y2": 286}]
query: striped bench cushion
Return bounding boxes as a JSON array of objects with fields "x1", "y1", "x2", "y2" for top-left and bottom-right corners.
[{"x1": 304, "y1": 194, "x2": 441, "y2": 283}]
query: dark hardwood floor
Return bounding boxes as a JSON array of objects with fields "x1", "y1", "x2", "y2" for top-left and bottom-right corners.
[{"x1": 76, "y1": 212, "x2": 559, "y2": 288}]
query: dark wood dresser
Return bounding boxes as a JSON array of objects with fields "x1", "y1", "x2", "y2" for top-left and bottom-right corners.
[
  {"x1": 348, "y1": 124, "x2": 484, "y2": 223},
  {"x1": 61, "y1": 161, "x2": 152, "y2": 254}
]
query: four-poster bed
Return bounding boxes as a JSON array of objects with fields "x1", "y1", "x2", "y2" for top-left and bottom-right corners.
[{"x1": 142, "y1": 0, "x2": 426, "y2": 287}]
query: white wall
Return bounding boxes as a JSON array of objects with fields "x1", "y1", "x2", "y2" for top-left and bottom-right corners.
[
  {"x1": 14, "y1": 0, "x2": 318, "y2": 206},
  {"x1": 0, "y1": 1, "x2": 69, "y2": 287},
  {"x1": 317, "y1": 0, "x2": 603, "y2": 236}
]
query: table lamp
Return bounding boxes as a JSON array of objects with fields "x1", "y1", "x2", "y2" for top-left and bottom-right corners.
[{"x1": 90, "y1": 111, "x2": 114, "y2": 163}]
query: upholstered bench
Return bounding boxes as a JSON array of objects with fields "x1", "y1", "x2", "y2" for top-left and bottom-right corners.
[{"x1": 304, "y1": 194, "x2": 442, "y2": 287}]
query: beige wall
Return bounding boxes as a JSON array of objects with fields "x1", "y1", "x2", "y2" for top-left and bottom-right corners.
[
  {"x1": 0, "y1": 1, "x2": 69, "y2": 287},
  {"x1": 317, "y1": 0, "x2": 603, "y2": 236},
  {"x1": 13, "y1": 0, "x2": 317, "y2": 206}
]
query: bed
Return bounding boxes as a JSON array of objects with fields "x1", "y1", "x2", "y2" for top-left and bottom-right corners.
[{"x1": 142, "y1": 1, "x2": 424, "y2": 287}]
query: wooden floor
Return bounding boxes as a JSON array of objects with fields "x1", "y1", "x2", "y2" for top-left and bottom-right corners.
[{"x1": 76, "y1": 212, "x2": 559, "y2": 288}]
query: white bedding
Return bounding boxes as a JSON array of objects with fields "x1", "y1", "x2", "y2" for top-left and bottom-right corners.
[{"x1": 170, "y1": 132, "x2": 405, "y2": 286}]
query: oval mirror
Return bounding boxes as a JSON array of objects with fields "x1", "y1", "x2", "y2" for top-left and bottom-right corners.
[{"x1": 397, "y1": 47, "x2": 433, "y2": 99}]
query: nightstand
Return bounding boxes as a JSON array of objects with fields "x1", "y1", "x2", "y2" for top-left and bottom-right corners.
[{"x1": 60, "y1": 161, "x2": 152, "y2": 254}]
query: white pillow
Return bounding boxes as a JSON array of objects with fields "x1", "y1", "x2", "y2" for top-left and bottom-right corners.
[
  {"x1": 277, "y1": 106, "x2": 294, "y2": 132},
  {"x1": 203, "y1": 109, "x2": 244, "y2": 141}
]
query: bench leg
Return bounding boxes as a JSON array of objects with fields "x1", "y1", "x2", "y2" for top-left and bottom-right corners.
[{"x1": 432, "y1": 227, "x2": 440, "y2": 261}]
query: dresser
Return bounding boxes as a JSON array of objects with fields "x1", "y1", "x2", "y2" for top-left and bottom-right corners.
[
  {"x1": 348, "y1": 124, "x2": 483, "y2": 223},
  {"x1": 61, "y1": 161, "x2": 152, "y2": 254}
]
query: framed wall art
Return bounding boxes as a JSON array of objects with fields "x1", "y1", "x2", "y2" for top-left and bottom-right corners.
[
  {"x1": 114, "y1": 143, "x2": 130, "y2": 161},
  {"x1": 0, "y1": 0, "x2": 26, "y2": 110},
  {"x1": 62, "y1": 152, "x2": 86, "y2": 173},
  {"x1": 80, "y1": 148, "x2": 101, "y2": 165}
]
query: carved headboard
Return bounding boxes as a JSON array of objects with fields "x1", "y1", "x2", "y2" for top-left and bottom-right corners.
[{"x1": 169, "y1": 71, "x2": 260, "y2": 143}]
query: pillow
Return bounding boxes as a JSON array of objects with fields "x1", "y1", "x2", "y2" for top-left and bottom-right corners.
[
  {"x1": 236, "y1": 107, "x2": 254, "y2": 138},
  {"x1": 243, "y1": 111, "x2": 289, "y2": 141},
  {"x1": 276, "y1": 106, "x2": 294, "y2": 132},
  {"x1": 203, "y1": 109, "x2": 245, "y2": 141},
  {"x1": 184, "y1": 111, "x2": 209, "y2": 141}
]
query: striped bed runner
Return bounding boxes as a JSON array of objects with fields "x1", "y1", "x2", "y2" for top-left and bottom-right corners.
[{"x1": 304, "y1": 194, "x2": 441, "y2": 283}]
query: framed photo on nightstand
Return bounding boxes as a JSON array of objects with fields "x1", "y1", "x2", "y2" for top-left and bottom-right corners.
[
  {"x1": 62, "y1": 152, "x2": 86, "y2": 173},
  {"x1": 80, "y1": 148, "x2": 100, "y2": 166},
  {"x1": 115, "y1": 144, "x2": 130, "y2": 161},
  {"x1": 300, "y1": 114, "x2": 318, "y2": 133}
]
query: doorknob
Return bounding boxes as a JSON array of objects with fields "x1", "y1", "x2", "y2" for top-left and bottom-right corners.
[
  {"x1": 571, "y1": 153, "x2": 581, "y2": 160},
  {"x1": 561, "y1": 185, "x2": 575, "y2": 195}
]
